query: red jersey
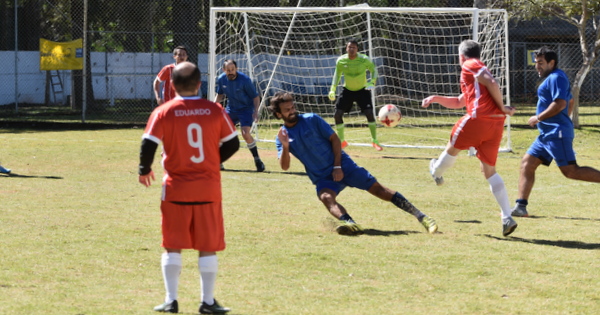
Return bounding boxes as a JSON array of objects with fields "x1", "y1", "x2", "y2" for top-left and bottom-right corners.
[
  {"x1": 460, "y1": 59, "x2": 504, "y2": 120},
  {"x1": 156, "y1": 64, "x2": 177, "y2": 102},
  {"x1": 143, "y1": 96, "x2": 238, "y2": 202}
]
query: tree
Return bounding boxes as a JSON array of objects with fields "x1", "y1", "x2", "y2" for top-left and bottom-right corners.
[
  {"x1": 500, "y1": 0, "x2": 600, "y2": 127},
  {"x1": 173, "y1": 0, "x2": 200, "y2": 64}
]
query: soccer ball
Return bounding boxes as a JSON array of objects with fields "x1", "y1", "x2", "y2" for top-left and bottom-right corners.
[{"x1": 378, "y1": 104, "x2": 401, "y2": 127}]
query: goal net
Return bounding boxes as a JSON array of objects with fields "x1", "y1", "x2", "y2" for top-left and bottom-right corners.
[{"x1": 209, "y1": 6, "x2": 511, "y2": 151}]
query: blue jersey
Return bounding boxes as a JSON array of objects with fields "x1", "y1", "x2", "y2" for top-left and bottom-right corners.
[
  {"x1": 275, "y1": 113, "x2": 355, "y2": 184},
  {"x1": 215, "y1": 71, "x2": 258, "y2": 112},
  {"x1": 536, "y1": 69, "x2": 573, "y2": 139}
]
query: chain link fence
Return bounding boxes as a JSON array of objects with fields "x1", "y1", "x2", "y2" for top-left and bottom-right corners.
[{"x1": 0, "y1": 0, "x2": 598, "y2": 125}]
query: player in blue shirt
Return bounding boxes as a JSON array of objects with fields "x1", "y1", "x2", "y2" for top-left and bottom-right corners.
[
  {"x1": 512, "y1": 47, "x2": 600, "y2": 217},
  {"x1": 270, "y1": 91, "x2": 438, "y2": 236},
  {"x1": 215, "y1": 59, "x2": 265, "y2": 172}
]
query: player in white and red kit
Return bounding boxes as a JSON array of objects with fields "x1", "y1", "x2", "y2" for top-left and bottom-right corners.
[
  {"x1": 139, "y1": 62, "x2": 238, "y2": 314},
  {"x1": 421, "y1": 40, "x2": 518, "y2": 237}
]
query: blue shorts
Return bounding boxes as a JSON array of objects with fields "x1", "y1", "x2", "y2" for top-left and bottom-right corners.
[
  {"x1": 527, "y1": 136, "x2": 576, "y2": 167},
  {"x1": 315, "y1": 164, "x2": 377, "y2": 196},
  {"x1": 226, "y1": 108, "x2": 254, "y2": 127}
]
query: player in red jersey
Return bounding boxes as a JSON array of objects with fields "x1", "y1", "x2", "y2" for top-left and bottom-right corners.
[
  {"x1": 421, "y1": 40, "x2": 518, "y2": 237},
  {"x1": 153, "y1": 46, "x2": 188, "y2": 106},
  {"x1": 139, "y1": 62, "x2": 238, "y2": 314}
]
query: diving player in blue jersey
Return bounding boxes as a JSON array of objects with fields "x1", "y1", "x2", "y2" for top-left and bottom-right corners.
[
  {"x1": 512, "y1": 46, "x2": 600, "y2": 217},
  {"x1": 269, "y1": 91, "x2": 438, "y2": 236}
]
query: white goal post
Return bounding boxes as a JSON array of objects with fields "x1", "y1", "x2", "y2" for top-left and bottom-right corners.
[{"x1": 209, "y1": 6, "x2": 511, "y2": 151}]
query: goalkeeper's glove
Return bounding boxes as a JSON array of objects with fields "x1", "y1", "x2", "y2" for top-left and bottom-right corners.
[
  {"x1": 328, "y1": 91, "x2": 336, "y2": 101},
  {"x1": 365, "y1": 82, "x2": 375, "y2": 91}
]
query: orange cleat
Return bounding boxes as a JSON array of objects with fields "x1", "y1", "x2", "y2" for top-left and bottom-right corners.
[
  {"x1": 341, "y1": 140, "x2": 349, "y2": 149},
  {"x1": 372, "y1": 141, "x2": 383, "y2": 151}
]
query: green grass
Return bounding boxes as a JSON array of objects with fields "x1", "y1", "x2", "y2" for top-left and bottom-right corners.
[{"x1": 0, "y1": 126, "x2": 599, "y2": 314}]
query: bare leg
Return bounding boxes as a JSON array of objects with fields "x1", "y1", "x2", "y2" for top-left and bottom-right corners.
[
  {"x1": 367, "y1": 182, "x2": 425, "y2": 220},
  {"x1": 318, "y1": 188, "x2": 348, "y2": 219},
  {"x1": 240, "y1": 126, "x2": 254, "y2": 144},
  {"x1": 517, "y1": 154, "x2": 543, "y2": 200},
  {"x1": 367, "y1": 181, "x2": 394, "y2": 201},
  {"x1": 559, "y1": 164, "x2": 600, "y2": 182}
]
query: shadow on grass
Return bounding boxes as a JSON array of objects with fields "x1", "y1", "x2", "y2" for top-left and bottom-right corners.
[
  {"x1": 362, "y1": 229, "x2": 421, "y2": 236},
  {"x1": 454, "y1": 220, "x2": 483, "y2": 224},
  {"x1": 480, "y1": 234, "x2": 600, "y2": 250},
  {"x1": 521, "y1": 215, "x2": 546, "y2": 219},
  {"x1": 555, "y1": 216, "x2": 600, "y2": 222},
  {"x1": 222, "y1": 168, "x2": 307, "y2": 177},
  {"x1": 0, "y1": 173, "x2": 62, "y2": 179}
]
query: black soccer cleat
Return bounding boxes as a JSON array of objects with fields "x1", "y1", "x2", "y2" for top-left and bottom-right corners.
[
  {"x1": 255, "y1": 159, "x2": 265, "y2": 172},
  {"x1": 199, "y1": 299, "x2": 230, "y2": 314}
]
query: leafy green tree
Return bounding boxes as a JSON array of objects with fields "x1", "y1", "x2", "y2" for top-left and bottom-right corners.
[{"x1": 500, "y1": 0, "x2": 600, "y2": 127}]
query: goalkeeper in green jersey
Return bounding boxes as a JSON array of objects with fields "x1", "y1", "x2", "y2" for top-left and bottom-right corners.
[{"x1": 329, "y1": 39, "x2": 382, "y2": 151}]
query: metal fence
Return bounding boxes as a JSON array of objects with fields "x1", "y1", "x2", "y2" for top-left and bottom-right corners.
[{"x1": 0, "y1": 0, "x2": 598, "y2": 125}]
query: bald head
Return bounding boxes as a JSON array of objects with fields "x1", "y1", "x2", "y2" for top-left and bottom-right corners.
[{"x1": 172, "y1": 61, "x2": 201, "y2": 95}]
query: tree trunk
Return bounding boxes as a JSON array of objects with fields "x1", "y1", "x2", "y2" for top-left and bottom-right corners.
[
  {"x1": 571, "y1": 62, "x2": 593, "y2": 128},
  {"x1": 571, "y1": 84, "x2": 580, "y2": 127},
  {"x1": 571, "y1": 7, "x2": 600, "y2": 129}
]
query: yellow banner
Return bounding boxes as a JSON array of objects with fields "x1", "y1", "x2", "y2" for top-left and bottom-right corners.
[{"x1": 40, "y1": 38, "x2": 83, "y2": 70}]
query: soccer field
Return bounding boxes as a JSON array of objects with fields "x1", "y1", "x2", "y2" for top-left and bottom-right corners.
[{"x1": 0, "y1": 127, "x2": 598, "y2": 314}]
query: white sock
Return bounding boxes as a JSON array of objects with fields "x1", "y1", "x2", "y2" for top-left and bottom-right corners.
[
  {"x1": 199, "y1": 255, "x2": 218, "y2": 305},
  {"x1": 433, "y1": 151, "x2": 457, "y2": 177},
  {"x1": 487, "y1": 173, "x2": 512, "y2": 220},
  {"x1": 161, "y1": 252, "x2": 182, "y2": 303}
]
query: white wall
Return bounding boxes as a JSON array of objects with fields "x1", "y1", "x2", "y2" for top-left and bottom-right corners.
[{"x1": 0, "y1": 51, "x2": 211, "y2": 106}]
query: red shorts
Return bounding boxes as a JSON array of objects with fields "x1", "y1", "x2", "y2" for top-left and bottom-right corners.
[
  {"x1": 450, "y1": 115, "x2": 504, "y2": 166},
  {"x1": 160, "y1": 201, "x2": 226, "y2": 252}
]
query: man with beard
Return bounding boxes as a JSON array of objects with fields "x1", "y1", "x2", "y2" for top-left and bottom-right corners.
[
  {"x1": 511, "y1": 46, "x2": 600, "y2": 217},
  {"x1": 269, "y1": 91, "x2": 438, "y2": 236},
  {"x1": 153, "y1": 46, "x2": 188, "y2": 106},
  {"x1": 215, "y1": 59, "x2": 265, "y2": 172}
]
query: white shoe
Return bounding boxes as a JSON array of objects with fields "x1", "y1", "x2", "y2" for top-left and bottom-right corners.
[
  {"x1": 429, "y1": 159, "x2": 444, "y2": 186},
  {"x1": 502, "y1": 217, "x2": 518, "y2": 237}
]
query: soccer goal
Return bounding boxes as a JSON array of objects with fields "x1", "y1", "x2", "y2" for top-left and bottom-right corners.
[{"x1": 209, "y1": 6, "x2": 511, "y2": 151}]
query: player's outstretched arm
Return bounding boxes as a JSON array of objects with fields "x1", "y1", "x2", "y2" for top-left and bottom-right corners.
[
  {"x1": 277, "y1": 128, "x2": 291, "y2": 170},
  {"x1": 421, "y1": 94, "x2": 465, "y2": 109}
]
